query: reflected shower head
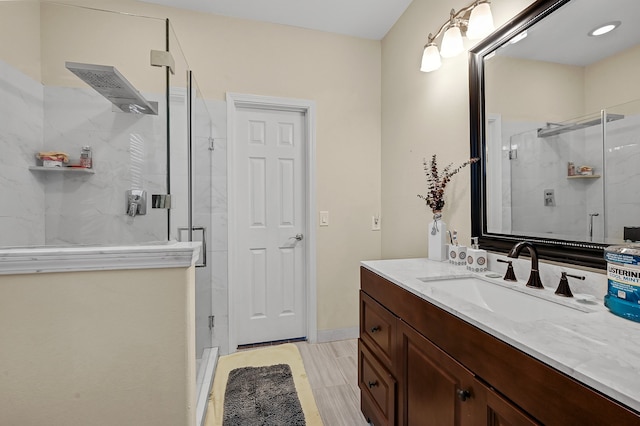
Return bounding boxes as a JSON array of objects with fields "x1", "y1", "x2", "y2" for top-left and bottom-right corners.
[{"x1": 65, "y1": 62, "x2": 158, "y2": 115}]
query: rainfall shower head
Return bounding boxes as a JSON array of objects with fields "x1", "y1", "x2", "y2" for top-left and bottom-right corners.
[{"x1": 65, "y1": 62, "x2": 158, "y2": 115}]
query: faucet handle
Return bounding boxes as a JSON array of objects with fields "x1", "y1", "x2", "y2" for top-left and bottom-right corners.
[
  {"x1": 555, "y1": 272, "x2": 585, "y2": 297},
  {"x1": 497, "y1": 258, "x2": 517, "y2": 282}
]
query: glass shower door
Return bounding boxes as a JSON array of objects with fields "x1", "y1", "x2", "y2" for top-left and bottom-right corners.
[
  {"x1": 167, "y1": 26, "x2": 213, "y2": 361},
  {"x1": 603, "y1": 100, "x2": 640, "y2": 244},
  {"x1": 190, "y1": 71, "x2": 214, "y2": 359}
]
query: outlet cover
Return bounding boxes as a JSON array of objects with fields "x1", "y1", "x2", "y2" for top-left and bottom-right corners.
[{"x1": 371, "y1": 215, "x2": 381, "y2": 231}]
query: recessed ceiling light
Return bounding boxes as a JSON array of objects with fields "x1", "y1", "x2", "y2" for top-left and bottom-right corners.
[{"x1": 588, "y1": 21, "x2": 621, "y2": 37}]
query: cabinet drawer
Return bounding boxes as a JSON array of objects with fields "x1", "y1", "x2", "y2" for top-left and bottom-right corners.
[
  {"x1": 360, "y1": 290, "x2": 396, "y2": 369},
  {"x1": 359, "y1": 339, "x2": 396, "y2": 426}
]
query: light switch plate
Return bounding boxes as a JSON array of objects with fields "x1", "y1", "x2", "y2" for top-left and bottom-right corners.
[{"x1": 320, "y1": 211, "x2": 329, "y2": 227}]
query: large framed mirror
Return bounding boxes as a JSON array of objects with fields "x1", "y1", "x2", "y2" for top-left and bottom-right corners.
[{"x1": 470, "y1": 0, "x2": 640, "y2": 269}]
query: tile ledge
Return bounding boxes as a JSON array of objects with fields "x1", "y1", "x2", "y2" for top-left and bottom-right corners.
[{"x1": 0, "y1": 241, "x2": 202, "y2": 275}]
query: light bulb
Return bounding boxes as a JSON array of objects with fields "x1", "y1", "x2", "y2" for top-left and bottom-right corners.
[
  {"x1": 467, "y1": 2, "x2": 495, "y2": 40},
  {"x1": 440, "y1": 25, "x2": 463, "y2": 58},
  {"x1": 420, "y1": 44, "x2": 441, "y2": 72}
]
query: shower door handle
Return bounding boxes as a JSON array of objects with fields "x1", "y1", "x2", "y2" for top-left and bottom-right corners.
[{"x1": 178, "y1": 226, "x2": 207, "y2": 267}]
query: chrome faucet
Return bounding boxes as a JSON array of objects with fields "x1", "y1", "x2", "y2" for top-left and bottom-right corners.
[
  {"x1": 588, "y1": 213, "x2": 599, "y2": 241},
  {"x1": 507, "y1": 241, "x2": 544, "y2": 289}
]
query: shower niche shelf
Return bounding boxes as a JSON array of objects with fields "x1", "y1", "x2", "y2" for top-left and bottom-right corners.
[{"x1": 29, "y1": 166, "x2": 95, "y2": 174}]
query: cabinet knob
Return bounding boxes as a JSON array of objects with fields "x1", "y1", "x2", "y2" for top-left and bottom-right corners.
[
  {"x1": 456, "y1": 388, "x2": 471, "y2": 402},
  {"x1": 368, "y1": 380, "x2": 379, "y2": 389},
  {"x1": 370, "y1": 326, "x2": 381, "y2": 333}
]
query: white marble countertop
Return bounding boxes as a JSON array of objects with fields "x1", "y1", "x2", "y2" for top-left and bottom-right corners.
[{"x1": 361, "y1": 258, "x2": 640, "y2": 414}]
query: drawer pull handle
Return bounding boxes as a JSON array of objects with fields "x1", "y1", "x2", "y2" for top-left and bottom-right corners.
[
  {"x1": 368, "y1": 380, "x2": 379, "y2": 389},
  {"x1": 456, "y1": 388, "x2": 471, "y2": 402},
  {"x1": 370, "y1": 326, "x2": 381, "y2": 333}
]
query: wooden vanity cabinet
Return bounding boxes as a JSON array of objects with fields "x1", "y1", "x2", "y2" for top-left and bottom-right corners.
[
  {"x1": 359, "y1": 266, "x2": 640, "y2": 425},
  {"x1": 397, "y1": 318, "x2": 538, "y2": 426}
]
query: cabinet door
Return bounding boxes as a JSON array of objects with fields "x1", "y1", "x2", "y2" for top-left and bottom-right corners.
[
  {"x1": 482, "y1": 385, "x2": 540, "y2": 426},
  {"x1": 397, "y1": 320, "x2": 479, "y2": 426}
]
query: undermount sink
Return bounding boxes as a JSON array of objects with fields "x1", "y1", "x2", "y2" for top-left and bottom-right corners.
[{"x1": 417, "y1": 276, "x2": 594, "y2": 322}]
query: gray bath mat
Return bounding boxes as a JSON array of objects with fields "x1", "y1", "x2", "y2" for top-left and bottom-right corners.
[{"x1": 223, "y1": 363, "x2": 306, "y2": 426}]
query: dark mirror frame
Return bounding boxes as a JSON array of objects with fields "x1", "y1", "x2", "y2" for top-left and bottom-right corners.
[{"x1": 469, "y1": 0, "x2": 607, "y2": 269}]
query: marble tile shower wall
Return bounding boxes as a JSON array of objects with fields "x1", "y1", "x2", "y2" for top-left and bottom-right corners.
[
  {"x1": 0, "y1": 59, "x2": 45, "y2": 247},
  {"x1": 42, "y1": 86, "x2": 167, "y2": 245}
]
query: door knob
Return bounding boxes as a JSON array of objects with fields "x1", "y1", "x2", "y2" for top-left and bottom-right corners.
[{"x1": 294, "y1": 233, "x2": 303, "y2": 241}]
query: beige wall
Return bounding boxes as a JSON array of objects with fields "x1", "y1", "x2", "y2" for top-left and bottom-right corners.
[
  {"x1": 485, "y1": 56, "x2": 585, "y2": 122},
  {"x1": 380, "y1": 0, "x2": 536, "y2": 259},
  {"x1": 0, "y1": 1, "x2": 41, "y2": 81},
  {"x1": 0, "y1": 267, "x2": 196, "y2": 426},
  {"x1": 40, "y1": 2, "x2": 166, "y2": 92},
  {"x1": 585, "y1": 44, "x2": 640, "y2": 112}
]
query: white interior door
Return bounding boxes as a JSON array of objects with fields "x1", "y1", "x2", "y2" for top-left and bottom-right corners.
[{"x1": 234, "y1": 106, "x2": 307, "y2": 346}]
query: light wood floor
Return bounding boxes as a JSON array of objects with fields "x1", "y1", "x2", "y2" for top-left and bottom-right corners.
[{"x1": 295, "y1": 339, "x2": 369, "y2": 426}]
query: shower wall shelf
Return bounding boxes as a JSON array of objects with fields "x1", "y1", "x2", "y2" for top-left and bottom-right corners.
[
  {"x1": 567, "y1": 174, "x2": 600, "y2": 179},
  {"x1": 29, "y1": 166, "x2": 95, "y2": 174},
  {"x1": 538, "y1": 113, "x2": 624, "y2": 138},
  {"x1": 65, "y1": 62, "x2": 158, "y2": 115}
]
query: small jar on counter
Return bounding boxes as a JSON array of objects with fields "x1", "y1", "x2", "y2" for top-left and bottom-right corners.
[
  {"x1": 80, "y1": 146, "x2": 92, "y2": 168},
  {"x1": 567, "y1": 161, "x2": 575, "y2": 176}
]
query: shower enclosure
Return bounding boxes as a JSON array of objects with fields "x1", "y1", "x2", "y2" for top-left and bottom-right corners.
[{"x1": 0, "y1": 0, "x2": 215, "y2": 411}]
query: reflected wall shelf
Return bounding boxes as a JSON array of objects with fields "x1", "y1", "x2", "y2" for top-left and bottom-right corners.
[
  {"x1": 29, "y1": 166, "x2": 95, "y2": 174},
  {"x1": 567, "y1": 174, "x2": 600, "y2": 179}
]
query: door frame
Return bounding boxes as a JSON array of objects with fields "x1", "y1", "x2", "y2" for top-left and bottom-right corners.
[{"x1": 226, "y1": 93, "x2": 317, "y2": 353}]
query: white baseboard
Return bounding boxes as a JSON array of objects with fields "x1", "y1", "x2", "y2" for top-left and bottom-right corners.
[{"x1": 317, "y1": 326, "x2": 359, "y2": 343}]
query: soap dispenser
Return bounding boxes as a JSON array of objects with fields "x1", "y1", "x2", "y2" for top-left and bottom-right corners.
[{"x1": 466, "y1": 237, "x2": 487, "y2": 272}]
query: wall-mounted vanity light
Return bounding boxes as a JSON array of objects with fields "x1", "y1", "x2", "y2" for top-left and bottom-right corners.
[{"x1": 420, "y1": 1, "x2": 495, "y2": 72}]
